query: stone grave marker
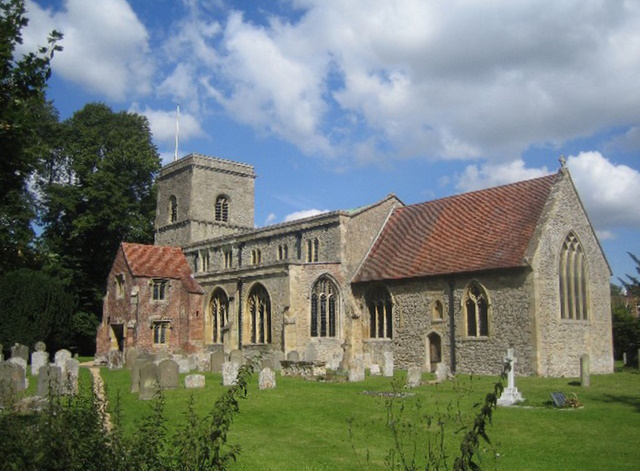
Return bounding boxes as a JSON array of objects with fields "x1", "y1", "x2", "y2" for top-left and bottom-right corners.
[
  {"x1": 383, "y1": 352, "x2": 394, "y2": 377},
  {"x1": 108, "y1": 350, "x2": 123, "y2": 369},
  {"x1": 185, "y1": 374, "x2": 205, "y2": 389},
  {"x1": 229, "y1": 349, "x2": 243, "y2": 365},
  {"x1": 158, "y1": 359, "x2": 179, "y2": 389},
  {"x1": 63, "y1": 358, "x2": 80, "y2": 395},
  {"x1": 261, "y1": 356, "x2": 275, "y2": 371},
  {"x1": 304, "y1": 343, "x2": 318, "y2": 362},
  {"x1": 11, "y1": 343, "x2": 29, "y2": 363},
  {"x1": 348, "y1": 358, "x2": 365, "y2": 382},
  {"x1": 37, "y1": 365, "x2": 62, "y2": 397},
  {"x1": 222, "y1": 361, "x2": 239, "y2": 386},
  {"x1": 155, "y1": 350, "x2": 170, "y2": 362},
  {"x1": 5, "y1": 360, "x2": 27, "y2": 391},
  {"x1": 259, "y1": 367, "x2": 276, "y2": 390},
  {"x1": 497, "y1": 348, "x2": 524, "y2": 406},
  {"x1": 210, "y1": 351, "x2": 225, "y2": 373},
  {"x1": 55, "y1": 349, "x2": 72, "y2": 373},
  {"x1": 31, "y1": 349, "x2": 49, "y2": 376},
  {"x1": 406, "y1": 366, "x2": 422, "y2": 388},
  {"x1": 34, "y1": 341, "x2": 46, "y2": 352},
  {"x1": 272, "y1": 351, "x2": 284, "y2": 371},
  {"x1": 580, "y1": 354, "x2": 590, "y2": 388},
  {"x1": 8, "y1": 356, "x2": 27, "y2": 373},
  {"x1": 550, "y1": 392, "x2": 566, "y2": 408},
  {"x1": 369, "y1": 364, "x2": 381, "y2": 376},
  {"x1": 125, "y1": 349, "x2": 138, "y2": 370},
  {"x1": 435, "y1": 363, "x2": 451, "y2": 383},
  {"x1": 286, "y1": 350, "x2": 300, "y2": 361},
  {"x1": 139, "y1": 362, "x2": 159, "y2": 400},
  {"x1": 131, "y1": 358, "x2": 151, "y2": 393},
  {"x1": 0, "y1": 362, "x2": 25, "y2": 402}
]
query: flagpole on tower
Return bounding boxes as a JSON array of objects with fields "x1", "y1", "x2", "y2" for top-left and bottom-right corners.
[{"x1": 174, "y1": 103, "x2": 180, "y2": 162}]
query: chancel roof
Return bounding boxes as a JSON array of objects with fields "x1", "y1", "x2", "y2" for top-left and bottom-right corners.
[
  {"x1": 121, "y1": 242, "x2": 203, "y2": 294},
  {"x1": 353, "y1": 172, "x2": 560, "y2": 282}
]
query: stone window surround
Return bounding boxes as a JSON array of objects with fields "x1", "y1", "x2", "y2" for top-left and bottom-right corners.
[
  {"x1": 215, "y1": 194, "x2": 230, "y2": 222},
  {"x1": 432, "y1": 298, "x2": 445, "y2": 323},
  {"x1": 151, "y1": 279, "x2": 169, "y2": 302},
  {"x1": 366, "y1": 285, "x2": 393, "y2": 339},
  {"x1": 559, "y1": 231, "x2": 589, "y2": 321},
  {"x1": 310, "y1": 275, "x2": 339, "y2": 338},
  {"x1": 209, "y1": 288, "x2": 229, "y2": 344},
  {"x1": 152, "y1": 320, "x2": 171, "y2": 345},
  {"x1": 463, "y1": 281, "x2": 490, "y2": 338},
  {"x1": 246, "y1": 283, "x2": 272, "y2": 345}
]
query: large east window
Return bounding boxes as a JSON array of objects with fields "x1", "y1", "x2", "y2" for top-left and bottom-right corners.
[
  {"x1": 311, "y1": 276, "x2": 338, "y2": 337},
  {"x1": 559, "y1": 232, "x2": 589, "y2": 320}
]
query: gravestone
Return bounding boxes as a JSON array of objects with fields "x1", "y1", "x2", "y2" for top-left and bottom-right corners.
[
  {"x1": 369, "y1": 364, "x2": 381, "y2": 376},
  {"x1": 406, "y1": 366, "x2": 422, "y2": 388},
  {"x1": 139, "y1": 362, "x2": 159, "y2": 400},
  {"x1": 11, "y1": 343, "x2": 29, "y2": 363},
  {"x1": 550, "y1": 392, "x2": 567, "y2": 408},
  {"x1": 31, "y1": 350, "x2": 49, "y2": 376},
  {"x1": 348, "y1": 358, "x2": 365, "y2": 382},
  {"x1": 108, "y1": 350, "x2": 123, "y2": 369},
  {"x1": 229, "y1": 350, "x2": 243, "y2": 365},
  {"x1": 125, "y1": 349, "x2": 138, "y2": 370},
  {"x1": 185, "y1": 374, "x2": 205, "y2": 389},
  {"x1": 55, "y1": 349, "x2": 72, "y2": 373},
  {"x1": 34, "y1": 341, "x2": 47, "y2": 352},
  {"x1": 172, "y1": 356, "x2": 190, "y2": 374},
  {"x1": 580, "y1": 354, "x2": 590, "y2": 388},
  {"x1": 259, "y1": 367, "x2": 276, "y2": 390},
  {"x1": 304, "y1": 343, "x2": 318, "y2": 362},
  {"x1": 261, "y1": 356, "x2": 275, "y2": 371},
  {"x1": 37, "y1": 365, "x2": 62, "y2": 397},
  {"x1": 210, "y1": 351, "x2": 225, "y2": 373},
  {"x1": 435, "y1": 363, "x2": 451, "y2": 383},
  {"x1": 287, "y1": 350, "x2": 300, "y2": 361},
  {"x1": 8, "y1": 356, "x2": 27, "y2": 374},
  {"x1": 272, "y1": 351, "x2": 284, "y2": 371},
  {"x1": 131, "y1": 358, "x2": 151, "y2": 393},
  {"x1": 497, "y1": 348, "x2": 524, "y2": 406},
  {"x1": 155, "y1": 350, "x2": 170, "y2": 362},
  {"x1": 63, "y1": 358, "x2": 80, "y2": 395},
  {"x1": 222, "y1": 361, "x2": 239, "y2": 386},
  {"x1": 0, "y1": 362, "x2": 26, "y2": 402},
  {"x1": 158, "y1": 359, "x2": 179, "y2": 389},
  {"x1": 5, "y1": 360, "x2": 27, "y2": 391},
  {"x1": 383, "y1": 352, "x2": 394, "y2": 377}
]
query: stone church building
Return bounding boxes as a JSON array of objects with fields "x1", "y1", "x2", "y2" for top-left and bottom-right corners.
[{"x1": 96, "y1": 153, "x2": 613, "y2": 377}]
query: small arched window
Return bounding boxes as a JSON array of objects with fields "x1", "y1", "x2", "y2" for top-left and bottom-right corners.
[
  {"x1": 215, "y1": 195, "x2": 229, "y2": 222},
  {"x1": 465, "y1": 282, "x2": 489, "y2": 337},
  {"x1": 366, "y1": 286, "x2": 393, "y2": 339},
  {"x1": 247, "y1": 284, "x2": 271, "y2": 344},
  {"x1": 169, "y1": 195, "x2": 178, "y2": 223},
  {"x1": 433, "y1": 299, "x2": 444, "y2": 320},
  {"x1": 210, "y1": 289, "x2": 229, "y2": 344},
  {"x1": 311, "y1": 276, "x2": 338, "y2": 337},
  {"x1": 559, "y1": 232, "x2": 589, "y2": 320}
]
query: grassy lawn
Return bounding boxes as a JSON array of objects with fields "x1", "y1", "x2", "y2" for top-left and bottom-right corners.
[{"x1": 100, "y1": 367, "x2": 640, "y2": 471}]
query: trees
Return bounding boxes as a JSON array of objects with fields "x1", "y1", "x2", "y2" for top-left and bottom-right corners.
[
  {"x1": 612, "y1": 253, "x2": 640, "y2": 364},
  {"x1": 39, "y1": 103, "x2": 161, "y2": 320},
  {"x1": 0, "y1": 0, "x2": 62, "y2": 271}
]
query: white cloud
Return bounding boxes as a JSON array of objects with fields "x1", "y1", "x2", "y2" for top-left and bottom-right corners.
[
  {"x1": 263, "y1": 213, "x2": 277, "y2": 226},
  {"x1": 284, "y1": 209, "x2": 329, "y2": 222},
  {"x1": 456, "y1": 159, "x2": 551, "y2": 192},
  {"x1": 129, "y1": 104, "x2": 205, "y2": 144},
  {"x1": 23, "y1": 0, "x2": 153, "y2": 101}
]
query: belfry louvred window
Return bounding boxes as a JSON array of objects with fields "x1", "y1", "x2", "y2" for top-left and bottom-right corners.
[{"x1": 215, "y1": 195, "x2": 229, "y2": 222}]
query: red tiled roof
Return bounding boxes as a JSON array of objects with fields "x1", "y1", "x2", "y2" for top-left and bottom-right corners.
[
  {"x1": 121, "y1": 242, "x2": 204, "y2": 294},
  {"x1": 353, "y1": 172, "x2": 559, "y2": 282}
]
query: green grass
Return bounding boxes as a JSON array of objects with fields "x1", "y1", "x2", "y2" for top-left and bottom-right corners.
[{"x1": 100, "y1": 368, "x2": 640, "y2": 471}]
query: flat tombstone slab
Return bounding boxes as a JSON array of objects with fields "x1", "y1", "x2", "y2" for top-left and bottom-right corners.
[
  {"x1": 348, "y1": 359, "x2": 365, "y2": 382},
  {"x1": 229, "y1": 350, "x2": 243, "y2": 366},
  {"x1": 139, "y1": 362, "x2": 158, "y2": 400},
  {"x1": 31, "y1": 351, "x2": 49, "y2": 376},
  {"x1": 369, "y1": 364, "x2": 381, "y2": 376},
  {"x1": 287, "y1": 351, "x2": 300, "y2": 361},
  {"x1": 222, "y1": 361, "x2": 239, "y2": 386},
  {"x1": 37, "y1": 365, "x2": 62, "y2": 397},
  {"x1": 63, "y1": 359, "x2": 80, "y2": 395},
  {"x1": 158, "y1": 359, "x2": 179, "y2": 389},
  {"x1": 34, "y1": 341, "x2": 47, "y2": 352},
  {"x1": 11, "y1": 343, "x2": 29, "y2": 363},
  {"x1": 185, "y1": 374, "x2": 205, "y2": 389},
  {"x1": 210, "y1": 351, "x2": 225, "y2": 373},
  {"x1": 383, "y1": 352, "x2": 394, "y2": 377},
  {"x1": 259, "y1": 367, "x2": 276, "y2": 390},
  {"x1": 550, "y1": 392, "x2": 566, "y2": 408},
  {"x1": 55, "y1": 349, "x2": 72, "y2": 372},
  {"x1": 406, "y1": 366, "x2": 422, "y2": 388}
]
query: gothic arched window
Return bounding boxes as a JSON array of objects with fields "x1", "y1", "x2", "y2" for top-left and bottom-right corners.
[
  {"x1": 559, "y1": 232, "x2": 589, "y2": 320},
  {"x1": 215, "y1": 195, "x2": 229, "y2": 222},
  {"x1": 465, "y1": 282, "x2": 489, "y2": 337},
  {"x1": 247, "y1": 284, "x2": 271, "y2": 344},
  {"x1": 366, "y1": 286, "x2": 393, "y2": 339},
  {"x1": 210, "y1": 289, "x2": 229, "y2": 344},
  {"x1": 311, "y1": 276, "x2": 338, "y2": 337}
]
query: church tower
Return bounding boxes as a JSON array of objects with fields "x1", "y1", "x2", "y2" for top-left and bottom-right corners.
[{"x1": 154, "y1": 153, "x2": 256, "y2": 247}]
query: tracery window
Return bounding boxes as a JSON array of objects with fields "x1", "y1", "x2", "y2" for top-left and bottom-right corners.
[
  {"x1": 210, "y1": 289, "x2": 229, "y2": 344},
  {"x1": 367, "y1": 286, "x2": 393, "y2": 339},
  {"x1": 215, "y1": 195, "x2": 229, "y2": 222},
  {"x1": 559, "y1": 232, "x2": 589, "y2": 320},
  {"x1": 169, "y1": 195, "x2": 178, "y2": 223},
  {"x1": 247, "y1": 284, "x2": 271, "y2": 344},
  {"x1": 465, "y1": 282, "x2": 489, "y2": 337},
  {"x1": 306, "y1": 238, "x2": 319, "y2": 262},
  {"x1": 310, "y1": 276, "x2": 338, "y2": 337}
]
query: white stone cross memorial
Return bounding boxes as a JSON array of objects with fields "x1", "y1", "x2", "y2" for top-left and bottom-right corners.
[{"x1": 497, "y1": 348, "x2": 524, "y2": 406}]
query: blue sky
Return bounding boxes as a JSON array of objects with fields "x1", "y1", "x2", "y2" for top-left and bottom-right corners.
[{"x1": 20, "y1": 0, "x2": 640, "y2": 286}]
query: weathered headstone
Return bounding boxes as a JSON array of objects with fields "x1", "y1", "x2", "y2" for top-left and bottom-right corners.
[
  {"x1": 131, "y1": 358, "x2": 152, "y2": 393},
  {"x1": 171, "y1": 355, "x2": 190, "y2": 374},
  {"x1": 550, "y1": 391, "x2": 566, "y2": 408},
  {"x1": 286, "y1": 350, "x2": 300, "y2": 361},
  {"x1": 435, "y1": 363, "x2": 451, "y2": 383},
  {"x1": 272, "y1": 351, "x2": 284, "y2": 371},
  {"x1": 54, "y1": 349, "x2": 72, "y2": 373},
  {"x1": 0, "y1": 362, "x2": 24, "y2": 403},
  {"x1": 497, "y1": 348, "x2": 524, "y2": 406},
  {"x1": 229, "y1": 349, "x2": 243, "y2": 365},
  {"x1": 210, "y1": 351, "x2": 225, "y2": 373},
  {"x1": 158, "y1": 359, "x2": 179, "y2": 389},
  {"x1": 63, "y1": 358, "x2": 79, "y2": 395},
  {"x1": 259, "y1": 367, "x2": 276, "y2": 390},
  {"x1": 406, "y1": 366, "x2": 422, "y2": 388},
  {"x1": 369, "y1": 364, "x2": 381, "y2": 376},
  {"x1": 155, "y1": 350, "x2": 170, "y2": 362},
  {"x1": 8, "y1": 356, "x2": 27, "y2": 374},
  {"x1": 11, "y1": 343, "x2": 29, "y2": 363},
  {"x1": 37, "y1": 365, "x2": 62, "y2": 397},
  {"x1": 107, "y1": 350, "x2": 123, "y2": 369},
  {"x1": 383, "y1": 352, "x2": 394, "y2": 377},
  {"x1": 348, "y1": 358, "x2": 365, "y2": 382},
  {"x1": 185, "y1": 374, "x2": 205, "y2": 389},
  {"x1": 5, "y1": 359, "x2": 27, "y2": 391},
  {"x1": 222, "y1": 361, "x2": 239, "y2": 386},
  {"x1": 139, "y1": 362, "x2": 158, "y2": 400},
  {"x1": 580, "y1": 354, "x2": 590, "y2": 388},
  {"x1": 31, "y1": 350, "x2": 49, "y2": 376},
  {"x1": 125, "y1": 349, "x2": 138, "y2": 370},
  {"x1": 34, "y1": 341, "x2": 47, "y2": 352},
  {"x1": 304, "y1": 343, "x2": 318, "y2": 362}
]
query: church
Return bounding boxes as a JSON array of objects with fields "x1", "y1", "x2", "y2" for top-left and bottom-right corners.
[{"x1": 95, "y1": 153, "x2": 613, "y2": 377}]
